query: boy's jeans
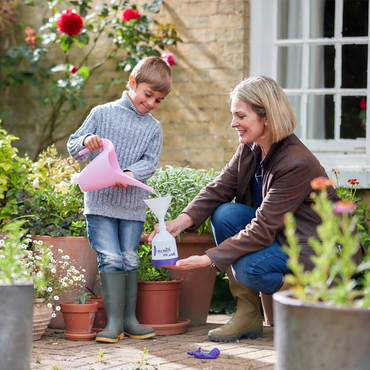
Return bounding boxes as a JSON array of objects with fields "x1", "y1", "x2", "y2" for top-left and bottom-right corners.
[
  {"x1": 86, "y1": 214, "x2": 144, "y2": 272},
  {"x1": 211, "y1": 203, "x2": 292, "y2": 294}
]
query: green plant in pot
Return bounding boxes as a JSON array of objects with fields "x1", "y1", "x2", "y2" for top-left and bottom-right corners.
[
  {"x1": 141, "y1": 166, "x2": 225, "y2": 326},
  {"x1": 273, "y1": 176, "x2": 370, "y2": 370},
  {"x1": 60, "y1": 291, "x2": 99, "y2": 341},
  {"x1": 0, "y1": 220, "x2": 49, "y2": 368}
]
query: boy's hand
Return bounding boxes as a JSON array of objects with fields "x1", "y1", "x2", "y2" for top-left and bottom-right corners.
[
  {"x1": 84, "y1": 135, "x2": 103, "y2": 152},
  {"x1": 112, "y1": 171, "x2": 135, "y2": 188}
]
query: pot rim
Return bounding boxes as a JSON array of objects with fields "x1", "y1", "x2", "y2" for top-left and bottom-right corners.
[
  {"x1": 138, "y1": 278, "x2": 184, "y2": 284},
  {"x1": 273, "y1": 290, "x2": 370, "y2": 313}
]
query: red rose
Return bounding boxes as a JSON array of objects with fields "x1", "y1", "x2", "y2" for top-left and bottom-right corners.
[
  {"x1": 161, "y1": 53, "x2": 175, "y2": 67},
  {"x1": 122, "y1": 8, "x2": 142, "y2": 22},
  {"x1": 57, "y1": 9, "x2": 84, "y2": 36},
  {"x1": 360, "y1": 97, "x2": 367, "y2": 110},
  {"x1": 70, "y1": 66, "x2": 78, "y2": 74}
]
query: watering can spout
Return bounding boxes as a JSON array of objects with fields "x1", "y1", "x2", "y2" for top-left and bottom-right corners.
[{"x1": 77, "y1": 139, "x2": 154, "y2": 193}]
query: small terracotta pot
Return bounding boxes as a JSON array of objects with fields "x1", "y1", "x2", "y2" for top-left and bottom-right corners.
[
  {"x1": 136, "y1": 279, "x2": 183, "y2": 325},
  {"x1": 91, "y1": 296, "x2": 107, "y2": 332},
  {"x1": 60, "y1": 300, "x2": 98, "y2": 334}
]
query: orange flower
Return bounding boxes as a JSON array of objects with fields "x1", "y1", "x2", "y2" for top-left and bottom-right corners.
[{"x1": 310, "y1": 177, "x2": 335, "y2": 190}]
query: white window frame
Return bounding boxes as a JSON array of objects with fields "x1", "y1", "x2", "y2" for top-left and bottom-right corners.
[{"x1": 250, "y1": 0, "x2": 370, "y2": 187}]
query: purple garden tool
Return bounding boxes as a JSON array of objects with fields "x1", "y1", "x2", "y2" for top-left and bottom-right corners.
[{"x1": 77, "y1": 138, "x2": 153, "y2": 193}]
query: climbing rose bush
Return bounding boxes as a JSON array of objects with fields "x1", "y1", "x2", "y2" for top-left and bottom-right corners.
[{"x1": 57, "y1": 9, "x2": 84, "y2": 36}]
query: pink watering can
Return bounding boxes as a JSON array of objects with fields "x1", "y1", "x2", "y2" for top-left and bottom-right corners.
[{"x1": 77, "y1": 138, "x2": 154, "y2": 193}]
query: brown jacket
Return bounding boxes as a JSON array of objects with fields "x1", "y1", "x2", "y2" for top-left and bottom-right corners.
[{"x1": 183, "y1": 134, "x2": 364, "y2": 273}]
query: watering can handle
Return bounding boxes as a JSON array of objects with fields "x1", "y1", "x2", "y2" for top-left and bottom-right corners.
[{"x1": 79, "y1": 147, "x2": 90, "y2": 156}]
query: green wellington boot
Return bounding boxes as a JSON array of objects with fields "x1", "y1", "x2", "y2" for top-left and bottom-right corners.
[
  {"x1": 208, "y1": 267, "x2": 263, "y2": 342},
  {"x1": 123, "y1": 270, "x2": 156, "y2": 339},
  {"x1": 96, "y1": 271, "x2": 126, "y2": 343}
]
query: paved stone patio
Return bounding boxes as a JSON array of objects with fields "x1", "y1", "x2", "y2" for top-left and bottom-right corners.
[{"x1": 31, "y1": 315, "x2": 275, "y2": 370}]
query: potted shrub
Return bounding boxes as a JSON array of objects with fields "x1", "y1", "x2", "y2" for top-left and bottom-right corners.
[
  {"x1": 60, "y1": 291, "x2": 99, "y2": 341},
  {"x1": 0, "y1": 221, "x2": 49, "y2": 369},
  {"x1": 273, "y1": 176, "x2": 370, "y2": 370},
  {"x1": 0, "y1": 130, "x2": 98, "y2": 328},
  {"x1": 136, "y1": 243, "x2": 189, "y2": 335},
  {"x1": 141, "y1": 165, "x2": 219, "y2": 326}
]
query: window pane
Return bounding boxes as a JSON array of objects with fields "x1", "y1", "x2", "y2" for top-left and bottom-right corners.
[
  {"x1": 310, "y1": 0, "x2": 334, "y2": 39},
  {"x1": 341, "y1": 96, "x2": 367, "y2": 139},
  {"x1": 277, "y1": 0, "x2": 303, "y2": 39},
  {"x1": 287, "y1": 95, "x2": 302, "y2": 137},
  {"x1": 342, "y1": 44, "x2": 368, "y2": 88},
  {"x1": 343, "y1": 0, "x2": 368, "y2": 37},
  {"x1": 277, "y1": 46, "x2": 302, "y2": 88},
  {"x1": 309, "y1": 45, "x2": 335, "y2": 88},
  {"x1": 307, "y1": 95, "x2": 334, "y2": 139}
]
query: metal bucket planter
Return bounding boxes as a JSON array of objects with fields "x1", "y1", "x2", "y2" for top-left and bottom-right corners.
[
  {"x1": 0, "y1": 283, "x2": 34, "y2": 370},
  {"x1": 273, "y1": 290, "x2": 370, "y2": 370}
]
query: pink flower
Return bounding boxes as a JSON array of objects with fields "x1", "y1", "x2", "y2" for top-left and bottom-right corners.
[
  {"x1": 33, "y1": 178, "x2": 39, "y2": 189},
  {"x1": 161, "y1": 53, "x2": 175, "y2": 67},
  {"x1": 70, "y1": 66, "x2": 78, "y2": 74},
  {"x1": 122, "y1": 8, "x2": 142, "y2": 22},
  {"x1": 332, "y1": 169, "x2": 340, "y2": 175},
  {"x1": 360, "y1": 98, "x2": 367, "y2": 110},
  {"x1": 334, "y1": 201, "x2": 357, "y2": 214},
  {"x1": 57, "y1": 9, "x2": 84, "y2": 36},
  {"x1": 25, "y1": 26, "x2": 37, "y2": 49},
  {"x1": 310, "y1": 177, "x2": 335, "y2": 190}
]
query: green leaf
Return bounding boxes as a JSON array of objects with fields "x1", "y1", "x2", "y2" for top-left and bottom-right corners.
[{"x1": 77, "y1": 66, "x2": 90, "y2": 79}]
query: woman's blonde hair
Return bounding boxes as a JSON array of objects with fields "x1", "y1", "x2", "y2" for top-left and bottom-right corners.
[
  {"x1": 127, "y1": 56, "x2": 172, "y2": 95},
  {"x1": 230, "y1": 75, "x2": 297, "y2": 143}
]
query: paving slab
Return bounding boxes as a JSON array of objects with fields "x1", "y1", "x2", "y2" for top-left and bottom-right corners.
[{"x1": 31, "y1": 315, "x2": 275, "y2": 370}]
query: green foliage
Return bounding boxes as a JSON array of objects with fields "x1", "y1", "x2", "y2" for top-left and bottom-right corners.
[
  {"x1": 209, "y1": 271, "x2": 236, "y2": 315},
  {"x1": 145, "y1": 165, "x2": 219, "y2": 234},
  {"x1": 73, "y1": 291, "x2": 91, "y2": 304},
  {"x1": 0, "y1": 129, "x2": 85, "y2": 237},
  {"x1": 284, "y1": 187, "x2": 370, "y2": 308},
  {"x1": 1, "y1": 0, "x2": 182, "y2": 158},
  {"x1": 137, "y1": 242, "x2": 170, "y2": 281}
]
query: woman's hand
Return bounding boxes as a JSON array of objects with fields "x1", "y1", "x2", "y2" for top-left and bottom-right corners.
[
  {"x1": 147, "y1": 213, "x2": 195, "y2": 243},
  {"x1": 164, "y1": 254, "x2": 212, "y2": 270}
]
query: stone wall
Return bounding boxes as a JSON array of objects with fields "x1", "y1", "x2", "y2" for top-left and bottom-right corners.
[{"x1": 3, "y1": 0, "x2": 249, "y2": 171}]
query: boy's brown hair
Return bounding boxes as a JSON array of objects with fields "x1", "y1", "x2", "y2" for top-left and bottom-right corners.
[{"x1": 128, "y1": 56, "x2": 172, "y2": 95}]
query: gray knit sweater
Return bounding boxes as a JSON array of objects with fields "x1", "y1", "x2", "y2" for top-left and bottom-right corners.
[{"x1": 67, "y1": 91, "x2": 163, "y2": 222}]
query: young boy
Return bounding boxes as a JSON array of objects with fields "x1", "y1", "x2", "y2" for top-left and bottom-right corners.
[{"x1": 67, "y1": 56, "x2": 172, "y2": 343}]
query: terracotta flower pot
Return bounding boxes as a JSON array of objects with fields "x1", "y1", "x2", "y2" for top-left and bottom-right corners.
[
  {"x1": 60, "y1": 300, "x2": 98, "y2": 340},
  {"x1": 136, "y1": 279, "x2": 183, "y2": 325},
  {"x1": 136, "y1": 278, "x2": 190, "y2": 335},
  {"x1": 33, "y1": 235, "x2": 98, "y2": 329},
  {"x1": 91, "y1": 296, "x2": 107, "y2": 332},
  {"x1": 32, "y1": 298, "x2": 53, "y2": 341},
  {"x1": 140, "y1": 233, "x2": 217, "y2": 327}
]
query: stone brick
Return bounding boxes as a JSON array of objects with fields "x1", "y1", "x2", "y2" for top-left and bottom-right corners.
[{"x1": 208, "y1": 14, "x2": 230, "y2": 28}]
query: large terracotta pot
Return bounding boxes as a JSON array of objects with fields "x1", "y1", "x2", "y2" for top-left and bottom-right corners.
[
  {"x1": 0, "y1": 283, "x2": 34, "y2": 370},
  {"x1": 141, "y1": 233, "x2": 217, "y2": 327},
  {"x1": 33, "y1": 236, "x2": 98, "y2": 329},
  {"x1": 136, "y1": 279, "x2": 183, "y2": 325},
  {"x1": 60, "y1": 300, "x2": 98, "y2": 341},
  {"x1": 273, "y1": 290, "x2": 370, "y2": 370}
]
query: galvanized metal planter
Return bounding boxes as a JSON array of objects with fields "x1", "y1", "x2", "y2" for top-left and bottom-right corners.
[
  {"x1": 0, "y1": 283, "x2": 34, "y2": 370},
  {"x1": 273, "y1": 290, "x2": 370, "y2": 370}
]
